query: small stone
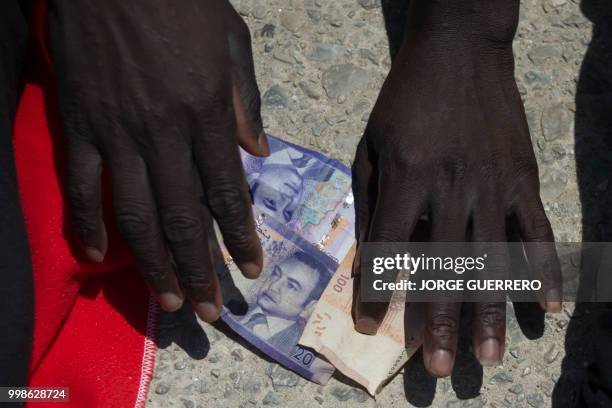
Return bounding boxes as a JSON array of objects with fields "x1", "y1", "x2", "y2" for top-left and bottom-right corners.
[
  {"x1": 281, "y1": 11, "x2": 306, "y2": 33},
  {"x1": 242, "y1": 378, "x2": 262, "y2": 394},
  {"x1": 557, "y1": 319, "x2": 569, "y2": 328},
  {"x1": 263, "y1": 85, "x2": 289, "y2": 109},
  {"x1": 210, "y1": 369, "x2": 221, "y2": 378},
  {"x1": 261, "y1": 24, "x2": 275, "y2": 38},
  {"x1": 315, "y1": 395, "x2": 324, "y2": 404},
  {"x1": 522, "y1": 367, "x2": 532, "y2": 377},
  {"x1": 193, "y1": 379, "x2": 208, "y2": 394},
  {"x1": 509, "y1": 347, "x2": 521, "y2": 359},
  {"x1": 528, "y1": 45, "x2": 561, "y2": 65},
  {"x1": 251, "y1": 0, "x2": 268, "y2": 19},
  {"x1": 527, "y1": 393, "x2": 545, "y2": 408},
  {"x1": 490, "y1": 371, "x2": 514, "y2": 385},
  {"x1": 322, "y1": 64, "x2": 369, "y2": 98},
  {"x1": 208, "y1": 353, "x2": 220, "y2": 364},
  {"x1": 223, "y1": 384, "x2": 235, "y2": 399},
  {"x1": 299, "y1": 81, "x2": 322, "y2": 99},
  {"x1": 330, "y1": 385, "x2": 353, "y2": 401},
  {"x1": 509, "y1": 383, "x2": 524, "y2": 394},
  {"x1": 181, "y1": 399, "x2": 195, "y2": 408},
  {"x1": 544, "y1": 344, "x2": 560, "y2": 364},
  {"x1": 266, "y1": 364, "x2": 300, "y2": 388},
  {"x1": 308, "y1": 43, "x2": 345, "y2": 63},
  {"x1": 551, "y1": 0, "x2": 567, "y2": 7},
  {"x1": 541, "y1": 103, "x2": 571, "y2": 141},
  {"x1": 358, "y1": 0, "x2": 381, "y2": 10},
  {"x1": 351, "y1": 388, "x2": 369, "y2": 402},
  {"x1": 359, "y1": 49, "x2": 379, "y2": 65},
  {"x1": 307, "y1": 9, "x2": 322, "y2": 22},
  {"x1": 231, "y1": 349, "x2": 244, "y2": 362},
  {"x1": 311, "y1": 121, "x2": 328, "y2": 137},
  {"x1": 540, "y1": 168, "x2": 568, "y2": 202},
  {"x1": 174, "y1": 361, "x2": 187, "y2": 370},
  {"x1": 155, "y1": 383, "x2": 170, "y2": 395},
  {"x1": 263, "y1": 391, "x2": 282, "y2": 406}
]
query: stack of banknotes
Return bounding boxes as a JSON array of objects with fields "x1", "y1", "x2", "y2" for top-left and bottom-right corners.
[{"x1": 216, "y1": 135, "x2": 423, "y2": 395}]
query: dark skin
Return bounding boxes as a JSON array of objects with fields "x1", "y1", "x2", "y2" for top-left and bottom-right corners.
[
  {"x1": 48, "y1": 0, "x2": 269, "y2": 322},
  {"x1": 49, "y1": 0, "x2": 562, "y2": 378},
  {"x1": 352, "y1": 0, "x2": 562, "y2": 377}
]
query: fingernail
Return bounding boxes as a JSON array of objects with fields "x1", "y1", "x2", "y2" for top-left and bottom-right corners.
[
  {"x1": 158, "y1": 293, "x2": 183, "y2": 312},
  {"x1": 355, "y1": 316, "x2": 379, "y2": 335},
  {"x1": 237, "y1": 261, "x2": 262, "y2": 279},
  {"x1": 85, "y1": 247, "x2": 104, "y2": 263},
  {"x1": 478, "y1": 338, "x2": 501, "y2": 366},
  {"x1": 194, "y1": 302, "x2": 221, "y2": 323},
  {"x1": 545, "y1": 289, "x2": 562, "y2": 313},
  {"x1": 257, "y1": 131, "x2": 270, "y2": 156},
  {"x1": 429, "y1": 349, "x2": 454, "y2": 377}
]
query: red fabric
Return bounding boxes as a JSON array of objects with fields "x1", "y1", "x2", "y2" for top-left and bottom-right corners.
[{"x1": 11, "y1": 6, "x2": 157, "y2": 405}]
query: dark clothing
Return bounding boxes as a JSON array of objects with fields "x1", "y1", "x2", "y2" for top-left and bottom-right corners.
[{"x1": 0, "y1": 0, "x2": 33, "y2": 388}]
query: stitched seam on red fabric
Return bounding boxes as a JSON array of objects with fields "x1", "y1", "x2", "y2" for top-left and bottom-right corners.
[{"x1": 134, "y1": 296, "x2": 159, "y2": 408}]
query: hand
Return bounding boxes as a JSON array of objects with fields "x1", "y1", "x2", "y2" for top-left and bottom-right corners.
[
  {"x1": 48, "y1": 0, "x2": 268, "y2": 321},
  {"x1": 352, "y1": 0, "x2": 561, "y2": 377}
]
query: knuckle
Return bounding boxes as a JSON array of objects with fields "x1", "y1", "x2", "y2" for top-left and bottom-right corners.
[
  {"x1": 116, "y1": 206, "x2": 156, "y2": 240},
  {"x1": 67, "y1": 181, "x2": 97, "y2": 214},
  {"x1": 428, "y1": 309, "x2": 459, "y2": 342},
  {"x1": 160, "y1": 206, "x2": 203, "y2": 246},
  {"x1": 476, "y1": 303, "x2": 505, "y2": 328},
  {"x1": 141, "y1": 263, "x2": 171, "y2": 285}
]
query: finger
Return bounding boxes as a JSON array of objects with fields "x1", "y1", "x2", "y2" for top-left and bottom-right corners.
[
  {"x1": 352, "y1": 135, "x2": 376, "y2": 245},
  {"x1": 353, "y1": 173, "x2": 427, "y2": 335},
  {"x1": 145, "y1": 140, "x2": 222, "y2": 322},
  {"x1": 423, "y1": 302, "x2": 462, "y2": 377},
  {"x1": 108, "y1": 151, "x2": 183, "y2": 312},
  {"x1": 65, "y1": 139, "x2": 107, "y2": 262},
  {"x1": 513, "y1": 195, "x2": 562, "y2": 312},
  {"x1": 471, "y1": 206, "x2": 508, "y2": 366},
  {"x1": 421, "y1": 190, "x2": 470, "y2": 377},
  {"x1": 227, "y1": 9, "x2": 269, "y2": 157},
  {"x1": 195, "y1": 102, "x2": 263, "y2": 280}
]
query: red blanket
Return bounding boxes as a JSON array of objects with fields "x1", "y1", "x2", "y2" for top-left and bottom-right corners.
[{"x1": 12, "y1": 4, "x2": 157, "y2": 406}]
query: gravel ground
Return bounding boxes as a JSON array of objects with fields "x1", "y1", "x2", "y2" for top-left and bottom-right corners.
[{"x1": 147, "y1": 0, "x2": 611, "y2": 407}]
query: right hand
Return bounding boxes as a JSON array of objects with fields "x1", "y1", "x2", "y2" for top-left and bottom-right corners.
[
  {"x1": 351, "y1": 0, "x2": 561, "y2": 377},
  {"x1": 48, "y1": 0, "x2": 268, "y2": 321}
]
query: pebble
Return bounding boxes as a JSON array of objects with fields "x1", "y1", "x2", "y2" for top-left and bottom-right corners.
[
  {"x1": 299, "y1": 81, "x2": 322, "y2": 99},
  {"x1": 540, "y1": 168, "x2": 568, "y2": 201},
  {"x1": 155, "y1": 383, "x2": 170, "y2": 395},
  {"x1": 210, "y1": 369, "x2": 221, "y2": 378},
  {"x1": 357, "y1": 0, "x2": 381, "y2": 10},
  {"x1": 490, "y1": 371, "x2": 514, "y2": 385},
  {"x1": 522, "y1": 367, "x2": 532, "y2": 377},
  {"x1": 174, "y1": 361, "x2": 187, "y2": 370},
  {"x1": 315, "y1": 395, "x2": 324, "y2": 404},
  {"x1": 544, "y1": 344, "x2": 561, "y2": 364},
  {"x1": 262, "y1": 391, "x2": 282, "y2": 406},
  {"x1": 528, "y1": 45, "x2": 561, "y2": 65},
  {"x1": 263, "y1": 85, "x2": 289, "y2": 108},
  {"x1": 526, "y1": 393, "x2": 545, "y2": 408},
  {"x1": 181, "y1": 399, "x2": 195, "y2": 408},
  {"x1": 266, "y1": 364, "x2": 300, "y2": 388},
  {"x1": 322, "y1": 64, "x2": 369, "y2": 98},
  {"x1": 231, "y1": 349, "x2": 245, "y2": 362},
  {"x1": 330, "y1": 385, "x2": 353, "y2": 401},
  {"x1": 308, "y1": 43, "x2": 345, "y2": 62},
  {"x1": 509, "y1": 383, "x2": 524, "y2": 394},
  {"x1": 541, "y1": 103, "x2": 571, "y2": 141},
  {"x1": 281, "y1": 11, "x2": 307, "y2": 33}
]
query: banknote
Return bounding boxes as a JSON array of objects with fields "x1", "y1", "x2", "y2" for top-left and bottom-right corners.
[
  {"x1": 299, "y1": 245, "x2": 425, "y2": 395},
  {"x1": 216, "y1": 135, "x2": 355, "y2": 384}
]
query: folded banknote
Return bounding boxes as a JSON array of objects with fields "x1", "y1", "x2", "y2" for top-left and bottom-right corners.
[{"x1": 216, "y1": 135, "x2": 355, "y2": 384}]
